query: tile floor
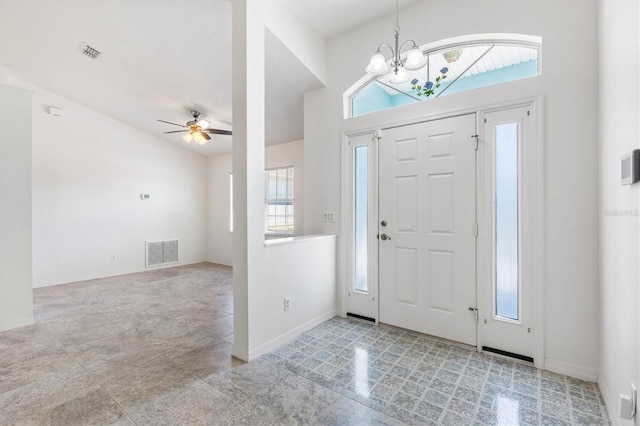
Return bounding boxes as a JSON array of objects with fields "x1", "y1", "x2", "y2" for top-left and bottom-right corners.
[{"x1": 0, "y1": 263, "x2": 609, "y2": 425}]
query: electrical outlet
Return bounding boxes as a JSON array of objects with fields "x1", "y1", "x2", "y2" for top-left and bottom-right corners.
[{"x1": 284, "y1": 297, "x2": 291, "y2": 311}]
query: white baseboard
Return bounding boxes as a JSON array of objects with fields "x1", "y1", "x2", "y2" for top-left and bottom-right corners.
[
  {"x1": 598, "y1": 376, "x2": 627, "y2": 425},
  {"x1": 247, "y1": 310, "x2": 336, "y2": 361},
  {"x1": 0, "y1": 316, "x2": 34, "y2": 332},
  {"x1": 544, "y1": 358, "x2": 599, "y2": 382}
]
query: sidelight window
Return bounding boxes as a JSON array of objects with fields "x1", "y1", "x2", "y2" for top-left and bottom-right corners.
[
  {"x1": 354, "y1": 146, "x2": 369, "y2": 292},
  {"x1": 495, "y1": 122, "x2": 519, "y2": 320}
]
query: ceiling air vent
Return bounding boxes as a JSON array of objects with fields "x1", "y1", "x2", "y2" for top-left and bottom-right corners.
[{"x1": 81, "y1": 43, "x2": 101, "y2": 59}]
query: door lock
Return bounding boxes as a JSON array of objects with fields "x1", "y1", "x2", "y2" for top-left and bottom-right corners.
[
  {"x1": 380, "y1": 220, "x2": 387, "y2": 227},
  {"x1": 468, "y1": 307, "x2": 479, "y2": 323},
  {"x1": 380, "y1": 234, "x2": 391, "y2": 241}
]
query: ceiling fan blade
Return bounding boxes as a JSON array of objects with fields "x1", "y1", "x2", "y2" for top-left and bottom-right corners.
[
  {"x1": 201, "y1": 132, "x2": 211, "y2": 141},
  {"x1": 205, "y1": 129, "x2": 232, "y2": 135},
  {"x1": 163, "y1": 130, "x2": 189, "y2": 134},
  {"x1": 157, "y1": 119, "x2": 186, "y2": 128}
]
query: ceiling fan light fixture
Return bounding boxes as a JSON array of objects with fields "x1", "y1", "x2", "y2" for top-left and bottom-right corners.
[
  {"x1": 183, "y1": 133, "x2": 194, "y2": 143},
  {"x1": 194, "y1": 132, "x2": 206, "y2": 144}
]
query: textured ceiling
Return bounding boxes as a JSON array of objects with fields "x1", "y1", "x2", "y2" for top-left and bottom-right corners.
[{"x1": 0, "y1": 0, "x2": 415, "y2": 157}]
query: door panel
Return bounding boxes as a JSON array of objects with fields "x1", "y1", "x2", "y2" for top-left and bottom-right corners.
[
  {"x1": 479, "y1": 106, "x2": 533, "y2": 359},
  {"x1": 346, "y1": 133, "x2": 378, "y2": 320},
  {"x1": 379, "y1": 114, "x2": 477, "y2": 345}
]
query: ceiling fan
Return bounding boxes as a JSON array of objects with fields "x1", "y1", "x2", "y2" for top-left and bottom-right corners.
[{"x1": 158, "y1": 110, "x2": 232, "y2": 145}]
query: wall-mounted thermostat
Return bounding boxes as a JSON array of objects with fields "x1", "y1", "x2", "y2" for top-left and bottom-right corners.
[
  {"x1": 140, "y1": 193, "x2": 150, "y2": 200},
  {"x1": 621, "y1": 149, "x2": 640, "y2": 185}
]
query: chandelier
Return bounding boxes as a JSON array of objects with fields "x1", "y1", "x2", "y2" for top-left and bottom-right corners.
[{"x1": 365, "y1": 0, "x2": 426, "y2": 84}]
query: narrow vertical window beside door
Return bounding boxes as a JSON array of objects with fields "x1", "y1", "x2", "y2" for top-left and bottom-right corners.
[
  {"x1": 495, "y1": 123, "x2": 519, "y2": 320},
  {"x1": 354, "y1": 146, "x2": 369, "y2": 292}
]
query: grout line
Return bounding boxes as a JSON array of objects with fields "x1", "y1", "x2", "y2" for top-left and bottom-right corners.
[
  {"x1": 32, "y1": 269, "x2": 239, "y2": 423},
  {"x1": 39, "y1": 325, "x2": 139, "y2": 426}
]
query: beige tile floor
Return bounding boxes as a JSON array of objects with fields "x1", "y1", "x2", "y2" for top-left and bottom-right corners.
[{"x1": 0, "y1": 263, "x2": 609, "y2": 425}]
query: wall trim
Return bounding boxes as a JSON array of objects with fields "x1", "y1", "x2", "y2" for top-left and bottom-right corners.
[
  {"x1": 544, "y1": 358, "x2": 599, "y2": 382},
  {"x1": 32, "y1": 260, "x2": 210, "y2": 288},
  {"x1": 0, "y1": 316, "x2": 34, "y2": 332},
  {"x1": 598, "y1": 376, "x2": 623, "y2": 425},
  {"x1": 247, "y1": 310, "x2": 336, "y2": 361}
]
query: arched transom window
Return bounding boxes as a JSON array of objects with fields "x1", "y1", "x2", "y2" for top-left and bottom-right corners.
[{"x1": 347, "y1": 34, "x2": 541, "y2": 118}]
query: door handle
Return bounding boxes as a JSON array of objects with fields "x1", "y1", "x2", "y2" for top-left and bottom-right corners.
[{"x1": 380, "y1": 234, "x2": 391, "y2": 241}]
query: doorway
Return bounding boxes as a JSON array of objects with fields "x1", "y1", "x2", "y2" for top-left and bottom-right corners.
[
  {"x1": 343, "y1": 102, "x2": 542, "y2": 364},
  {"x1": 378, "y1": 114, "x2": 477, "y2": 346}
]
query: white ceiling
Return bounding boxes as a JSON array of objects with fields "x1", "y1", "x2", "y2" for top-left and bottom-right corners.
[
  {"x1": 280, "y1": 0, "x2": 417, "y2": 39},
  {"x1": 0, "y1": 0, "x2": 415, "y2": 157}
]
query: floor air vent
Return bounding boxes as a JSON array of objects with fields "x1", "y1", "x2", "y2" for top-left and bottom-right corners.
[{"x1": 146, "y1": 240, "x2": 179, "y2": 267}]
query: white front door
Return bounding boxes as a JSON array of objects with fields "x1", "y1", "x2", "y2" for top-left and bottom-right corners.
[
  {"x1": 378, "y1": 114, "x2": 477, "y2": 346},
  {"x1": 478, "y1": 106, "x2": 534, "y2": 360}
]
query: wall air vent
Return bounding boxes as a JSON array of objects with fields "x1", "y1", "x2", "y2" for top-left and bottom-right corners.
[
  {"x1": 146, "y1": 240, "x2": 179, "y2": 268},
  {"x1": 81, "y1": 43, "x2": 101, "y2": 59}
]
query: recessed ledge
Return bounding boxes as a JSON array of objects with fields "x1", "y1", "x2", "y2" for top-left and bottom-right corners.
[{"x1": 264, "y1": 234, "x2": 337, "y2": 247}]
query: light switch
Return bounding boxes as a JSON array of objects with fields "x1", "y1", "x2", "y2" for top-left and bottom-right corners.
[{"x1": 323, "y1": 211, "x2": 336, "y2": 222}]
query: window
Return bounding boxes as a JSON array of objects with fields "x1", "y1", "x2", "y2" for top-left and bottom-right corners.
[
  {"x1": 354, "y1": 146, "x2": 368, "y2": 292},
  {"x1": 229, "y1": 172, "x2": 233, "y2": 232},
  {"x1": 495, "y1": 122, "x2": 519, "y2": 320},
  {"x1": 348, "y1": 35, "x2": 541, "y2": 118},
  {"x1": 265, "y1": 166, "x2": 294, "y2": 235}
]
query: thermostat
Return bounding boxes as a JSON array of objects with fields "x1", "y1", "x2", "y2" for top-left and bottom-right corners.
[{"x1": 621, "y1": 149, "x2": 640, "y2": 185}]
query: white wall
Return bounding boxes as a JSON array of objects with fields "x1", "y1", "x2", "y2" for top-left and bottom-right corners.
[
  {"x1": 305, "y1": 0, "x2": 600, "y2": 378},
  {"x1": 231, "y1": 2, "x2": 337, "y2": 361},
  {"x1": 250, "y1": 235, "x2": 337, "y2": 359},
  {"x1": 598, "y1": 1, "x2": 640, "y2": 424},
  {"x1": 0, "y1": 84, "x2": 34, "y2": 331},
  {"x1": 208, "y1": 154, "x2": 234, "y2": 266},
  {"x1": 208, "y1": 139, "x2": 305, "y2": 266},
  {"x1": 7, "y1": 72, "x2": 209, "y2": 288}
]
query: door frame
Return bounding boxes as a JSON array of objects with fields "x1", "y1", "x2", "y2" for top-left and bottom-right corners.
[
  {"x1": 340, "y1": 131, "x2": 380, "y2": 322},
  {"x1": 476, "y1": 98, "x2": 545, "y2": 368},
  {"x1": 340, "y1": 96, "x2": 544, "y2": 368}
]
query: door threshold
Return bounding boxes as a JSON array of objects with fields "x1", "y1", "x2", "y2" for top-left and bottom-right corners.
[
  {"x1": 482, "y1": 346, "x2": 534, "y2": 363},
  {"x1": 346, "y1": 312, "x2": 376, "y2": 323}
]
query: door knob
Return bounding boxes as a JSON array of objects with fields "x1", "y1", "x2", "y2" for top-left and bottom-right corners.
[{"x1": 380, "y1": 234, "x2": 391, "y2": 241}]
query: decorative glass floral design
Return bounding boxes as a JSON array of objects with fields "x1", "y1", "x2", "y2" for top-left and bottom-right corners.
[{"x1": 411, "y1": 67, "x2": 449, "y2": 98}]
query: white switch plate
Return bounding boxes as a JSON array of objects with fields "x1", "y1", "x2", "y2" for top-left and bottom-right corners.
[
  {"x1": 323, "y1": 211, "x2": 336, "y2": 222},
  {"x1": 284, "y1": 297, "x2": 291, "y2": 311}
]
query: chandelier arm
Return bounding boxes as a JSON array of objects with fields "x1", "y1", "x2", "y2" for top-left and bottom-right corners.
[
  {"x1": 376, "y1": 43, "x2": 395, "y2": 57},
  {"x1": 399, "y1": 39, "x2": 418, "y2": 54}
]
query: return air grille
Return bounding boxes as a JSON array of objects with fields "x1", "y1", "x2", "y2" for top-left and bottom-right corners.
[{"x1": 146, "y1": 240, "x2": 179, "y2": 267}]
